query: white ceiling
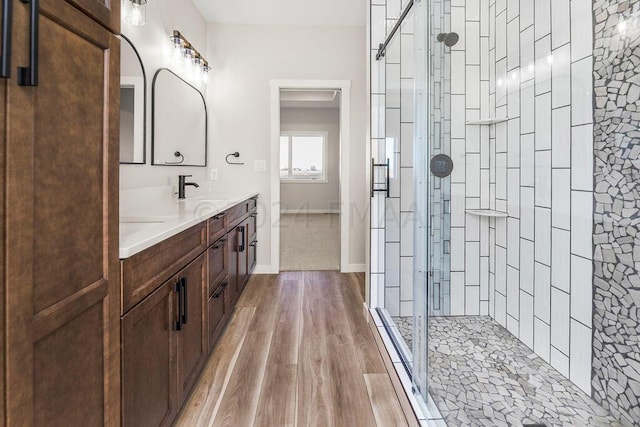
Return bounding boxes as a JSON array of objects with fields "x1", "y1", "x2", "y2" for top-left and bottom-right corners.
[{"x1": 192, "y1": 0, "x2": 366, "y2": 26}]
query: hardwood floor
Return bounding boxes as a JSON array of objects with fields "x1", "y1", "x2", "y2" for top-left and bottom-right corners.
[{"x1": 175, "y1": 271, "x2": 408, "y2": 426}]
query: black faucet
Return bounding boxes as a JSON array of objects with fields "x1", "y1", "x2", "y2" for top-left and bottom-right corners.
[{"x1": 178, "y1": 175, "x2": 199, "y2": 199}]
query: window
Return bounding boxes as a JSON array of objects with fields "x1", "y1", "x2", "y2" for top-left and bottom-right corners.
[{"x1": 280, "y1": 133, "x2": 327, "y2": 182}]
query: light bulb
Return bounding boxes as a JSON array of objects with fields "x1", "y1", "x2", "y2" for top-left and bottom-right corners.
[{"x1": 125, "y1": 0, "x2": 146, "y2": 26}]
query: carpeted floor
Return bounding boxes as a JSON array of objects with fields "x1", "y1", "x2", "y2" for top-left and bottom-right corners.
[{"x1": 280, "y1": 213, "x2": 340, "y2": 271}]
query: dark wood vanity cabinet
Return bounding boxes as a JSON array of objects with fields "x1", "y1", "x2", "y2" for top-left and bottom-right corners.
[
  {"x1": 176, "y1": 254, "x2": 207, "y2": 402},
  {"x1": 122, "y1": 253, "x2": 207, "y2": 427},
  {"x1": 2, "y1": 0, "x2": 121, "y2": 425},
  {"x1": 121, "y1": 196, "x2": 258, "y2": 426},
  {"x1": 122, "y1": 280, "x2": 177, "y2": 427}
]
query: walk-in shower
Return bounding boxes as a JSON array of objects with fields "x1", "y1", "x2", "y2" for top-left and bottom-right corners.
[{"x1": 369, "y1": 0, "x2": 640, "y2": 425}]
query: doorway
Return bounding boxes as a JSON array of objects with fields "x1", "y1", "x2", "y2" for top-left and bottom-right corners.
[{"x1": 269, "y1": 80, "x2": 351, "y2": 274}]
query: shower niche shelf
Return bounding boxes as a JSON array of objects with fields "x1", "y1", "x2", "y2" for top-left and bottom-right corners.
[
  {"x1": 466, "y1": 209, "x2": 509, "y2": 218},
  {"x1": 466, "y1": 117, "x2": 510, "y2": 125}
]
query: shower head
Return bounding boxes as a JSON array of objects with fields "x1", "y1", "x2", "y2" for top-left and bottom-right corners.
[{"x1": 437, "y1": 32, "x2": 459, "y2": 47}]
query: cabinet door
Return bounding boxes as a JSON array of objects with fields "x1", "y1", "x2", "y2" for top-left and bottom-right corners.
[
  {"x1": 4, "y1": 2, "x2": 120, "y2": 425},
  {"x1": 122, "y1": 281, "x2": 178, "y2": 427},
  {"x1": 176, "y1": 253, "x2": 207, "y2": 403},
  {"x1": 208, "y1": 236, "x2": 228, "y2": 297},
  {"x1": 227, "y1": 226, "x2": 239, "y2": 306},
  {"x1": 237, "y1": 220, "x2": 249, "y2": 292},
  {"x1": 64, "y1": 0, "x2": 120, "y2": 33},
  {"x1": 208, "y1": 278, "x2": 229, "y2": 353}
]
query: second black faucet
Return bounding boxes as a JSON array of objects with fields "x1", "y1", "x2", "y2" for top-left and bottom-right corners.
[{"x1": 178, "y1": 175, "x2": 199, "y2": 199}]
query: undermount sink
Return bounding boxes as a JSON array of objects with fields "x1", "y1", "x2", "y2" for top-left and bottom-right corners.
[
  {"x1": 196, "y1": 197, "x2": 228, "y2": 202},
  {"x1": 120, "y1": 215, "x2": 178, "y2": 223},
  {"x1": 120, "y1": 221, "x2": 165, "y2": 236}
]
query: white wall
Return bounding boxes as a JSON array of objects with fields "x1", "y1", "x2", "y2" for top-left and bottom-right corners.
[
  {"x1": 280, "y1": 107, "x2": 340, "y2": 213},
  {"x1": 119, "y1": 0, "x2": 209, "y2": 190},
  {"x1": 206, "y1": 23, "x2": 368, "y2": 272}
]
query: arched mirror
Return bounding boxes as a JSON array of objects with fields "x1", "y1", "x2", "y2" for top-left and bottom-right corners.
[
  {"x1": 119, "y1": 34, "x2": 146, "y2": 164},
  {"x1": 152, "y1": 68, "x2": 207, "y2": 167}
]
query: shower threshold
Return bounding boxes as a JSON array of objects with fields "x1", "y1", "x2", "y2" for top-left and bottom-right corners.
[{"x1": 392, "y1": 316, "x2": 623, "y2": 427}]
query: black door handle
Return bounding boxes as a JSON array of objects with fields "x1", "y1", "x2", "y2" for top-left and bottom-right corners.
[
  {"x1": 1, "y1": 0, "x2": 13, "y2": 79},
  {"x1": 238, "y1": 225, "x2": 245, "y2": 252},
  {"x1": 17, "y1": 0, "x2": 37, "y2": 86},
  {"x1": 174, "y1": 281, "x2": 182, "y2": 331},
  {"x1": 181, "y1": 277, "x2": 188, "y2": 325}
]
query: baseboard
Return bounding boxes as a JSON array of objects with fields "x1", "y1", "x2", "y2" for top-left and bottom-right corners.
[
  {"x1": 252, "y1": 265, "x2": 277, "y2": 274},
  {"x1": 346, "y1": 263, "x2": 366, "y2": 273},
  {"x1": 280, "y1": 209, "x2": 340, "y2": 214}
]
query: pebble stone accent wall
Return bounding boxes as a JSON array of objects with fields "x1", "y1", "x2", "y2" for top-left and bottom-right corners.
[{"x1": 593, "y1": 0, "x2": 640, "y2": 424}]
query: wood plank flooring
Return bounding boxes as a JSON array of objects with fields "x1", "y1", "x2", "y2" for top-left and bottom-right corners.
[{"x1": 175, "y1": 271, "x2": 409, "y2": 427}]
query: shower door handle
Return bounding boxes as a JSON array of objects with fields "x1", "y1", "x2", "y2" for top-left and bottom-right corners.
[{"x1": 371, "y1": 158, "x2": 390, "y2": 198}]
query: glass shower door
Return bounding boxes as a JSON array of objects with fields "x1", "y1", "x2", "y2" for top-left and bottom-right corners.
[{"x1": 414, "y1": 0, "x2": 452, "y2": 407}]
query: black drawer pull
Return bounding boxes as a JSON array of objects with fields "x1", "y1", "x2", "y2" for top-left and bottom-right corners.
[
  {"x1": 17, "y1": 0, "x2": 38, "y2": 86},
  {"x1": 212, "y1": 281, "x2": 228, "y2": 299},
  {"x1": 213, "y1": 212, "x2": 227, "y2": 220},
  {"x1": 213, "y1": 237, "x2": 227, "y2": 250}
]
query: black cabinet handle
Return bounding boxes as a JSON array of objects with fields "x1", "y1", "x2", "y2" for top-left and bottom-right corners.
[
  {"x1": 17, "y1": 0, "x2": 38, "y2": 86},
  {"x1": 213, "y1": 212, "x2": 227, "y2": 220},
  {"x1": 181, "y1": 277, "x2": 188, "y2": 325},
  {"x1": 213, "y1": 237, "x2": 227, "y2": 250},
  {"x1": 212, "y1": 281, "x2": 228, "y2": 299},
  {"x1": 1, "y1": 0, "x2": 13, "y2": 79},
  {"x1": 238, "y1": 225, "x2": 245, "y2": 252},
  {"x1": 174, "y1": 281, "x2": 182, "y2": 331}
]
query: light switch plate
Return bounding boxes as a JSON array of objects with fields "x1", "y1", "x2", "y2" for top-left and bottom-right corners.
[
  {"x1": 255, "y1": 160, "x2": 267, "y2": 172},
  {"x1": 209, "y1": 168, "x2": 218, "y2": 180}
]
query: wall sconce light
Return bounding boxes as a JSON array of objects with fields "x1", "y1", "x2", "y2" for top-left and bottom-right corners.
[
  {"x1": 124, "y1": 0, "x2": 147, "y2": 26},
  {"x1": 170, "y1": 30, "x2": 211, "y2": 83}
]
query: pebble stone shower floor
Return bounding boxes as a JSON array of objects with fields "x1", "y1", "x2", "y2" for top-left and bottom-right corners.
[{"x1": 392, "y1": 316, "x2": 624, "y2": 426}]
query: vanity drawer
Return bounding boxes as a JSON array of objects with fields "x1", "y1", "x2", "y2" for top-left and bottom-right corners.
[
  {"x1": 248, "y1": 212, "x2": 257, "y2": 241},
  {"x1": 121, "y1": 222, "x2": 207, "y2": 314},
  {"x1": 208, "y1": 278, "x2": 229, "y2": 352},
  {"x1": 208, "y1": 237, "x2": 228, "y2": 297},
  {"x1": 227, "y1": 200, "x2": 250, "y2": 228},
  {"x1": 248, "y1": 196, "x2": 258, "y2": 213},
  {"x1": 208, "y1": 211, "x2": 228, "y2": 244}
]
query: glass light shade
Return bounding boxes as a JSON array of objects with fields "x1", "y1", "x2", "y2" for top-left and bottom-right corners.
[{"x1": 125, "y1": 0, "x2": 146, "y2": 26}]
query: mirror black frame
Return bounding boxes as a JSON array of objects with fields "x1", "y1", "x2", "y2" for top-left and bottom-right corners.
[
  {"x1": 119, "y1": 34, "x2": 147, "y2": 165},
  {"x1": 151, "y1": 68, "x2": 208, "y2": 167}
]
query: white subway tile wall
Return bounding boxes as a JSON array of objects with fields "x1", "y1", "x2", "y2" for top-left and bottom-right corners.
[{"x1": 447, "y1": 0, "x2": 594, "y2": 395}]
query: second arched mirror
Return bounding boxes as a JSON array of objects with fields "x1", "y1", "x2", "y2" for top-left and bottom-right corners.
[{"x1": 120, "y1": 34, "x2": 147, "y2": 164}]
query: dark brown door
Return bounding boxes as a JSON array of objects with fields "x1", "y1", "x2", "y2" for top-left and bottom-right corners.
[
  {"x1": 208, "y1": 279, "x2": 229, "y2": 353},
  {"x1": 237, "y1": 220, "x2": 249, "y2": 291},
  {"x1": 227, "y1": 226, "x2": 239, "y2": 306},
  {"x1": 122, "y1": 281, "x2": 178, "y2": 427},
  {"x1": 208, "y1": 236, "x2": 228, "y2": 297},
  {"x1": 4, "y1": 1, "x2": 120, "y2": 425},
  {"x1": 177, "y1": 253, "x2": 207, "y2": 403},
  {"x1": 65, "y1": 0, "x2": 120, "y2": 32}
]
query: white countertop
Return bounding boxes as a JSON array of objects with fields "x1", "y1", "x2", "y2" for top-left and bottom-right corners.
[{"x1": 119, "y1": 186, "x2": 259, "y2": 259}]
